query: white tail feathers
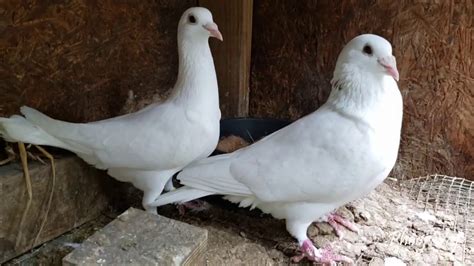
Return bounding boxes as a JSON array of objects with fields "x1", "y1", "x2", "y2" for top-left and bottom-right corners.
[
  {"x1": 0, "y1": 107, "x2": 87, "y2": 154},
  {"x1": 0, "y1": 115, "x2": 66, "y2": 147},
  {"x1": 177, "y1": 152, "x2": 253, "y2": 196},
  {"x1": 21, "y1": 106, "x2": 61, "y2": 132},
  {"x1": 150, "y1": 187, "x2": 213, "y2": 207}
]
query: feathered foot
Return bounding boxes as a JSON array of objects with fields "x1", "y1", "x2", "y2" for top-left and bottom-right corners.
[
  {"x1": 291, "y1": 239, "x2": 353, "y2": 265},
  {"x1": 326, "y1": 212, "x2": 359, "y2": 239}
]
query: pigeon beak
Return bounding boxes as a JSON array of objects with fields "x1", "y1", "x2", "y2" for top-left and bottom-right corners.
[
  {"x1": 203, "y1": 22, "x2": 223, "y2": 41},
  {"x1": 378, "y1": 55, "x2": 399, "y2": 81}
]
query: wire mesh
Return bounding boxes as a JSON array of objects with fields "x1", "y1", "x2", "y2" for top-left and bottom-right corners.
[{"x1": 400, "y1": 174, "x2": 474, "y2": 264}]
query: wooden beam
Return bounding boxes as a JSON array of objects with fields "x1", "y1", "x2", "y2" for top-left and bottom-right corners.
[
  {"x1": 199, "y1": 0, "x2": 253, "y2": 117},
  {"x1": 0, "y1": 157, "x2": 112, "y2": 263}
]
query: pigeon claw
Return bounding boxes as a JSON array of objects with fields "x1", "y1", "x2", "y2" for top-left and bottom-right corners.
[
  {"x1": 291, "y1": 239, "x2": 319, "y2": 263},
  {"x1": 292, "y1": 240, "x2": 353, "y2": 265},
  {"x1": 176, "y1": 199, "x2": 209, "y2": 215},
  {"x1": 327, "y1": 212, "x2": 359, "y2": 239},
  {"x1": 318, "y1": 246, "x2": 354, "y2": 265}
]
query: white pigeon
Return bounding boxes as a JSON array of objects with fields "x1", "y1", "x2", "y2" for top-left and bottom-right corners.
[
  {"x1": 0, "y1": 7, "x2": 223, "y2": 214},
  {"x1": 151, "y1": 34, "x2": 403, "y2": 264}
]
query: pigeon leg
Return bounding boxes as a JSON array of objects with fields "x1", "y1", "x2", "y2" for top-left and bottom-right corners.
[
  {"x1": 142, "y1": 189, "x2": 165, "y2": 215},
  {"x1": 291, "y1": 239, "x2": 320, "y2": 263},
  {"x1": 123, "y1": 170, "x2": 174, "y2": 215},
  {"x1": 291, "y1": 239, "x2": 353, "y2": 265},
  {"x1": 316, "y1": 245, "x2": 354, "y2": 265},
  {"x1": 327, "y1": 212, "x2": 359, "y2": 239},
  {"x1": 287, "y1": 219, "x2": 354, "y2": 264},
  {"x1": 164, "y1": 177, "x2": 175, "y2": 192},
  {"x1": 177, "y1": 200, "x2": 209, "y2": 215},
  {"x1": 286, "y1": 220, "x2": 320, "y2": 263}
]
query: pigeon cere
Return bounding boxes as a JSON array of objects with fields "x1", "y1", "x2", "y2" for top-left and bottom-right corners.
[{"x1": 1, "y1": 3, "x2": 472, "y2": 266}]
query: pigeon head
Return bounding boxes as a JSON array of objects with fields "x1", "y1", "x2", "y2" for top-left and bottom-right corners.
[
  {"x1": 335, "y1": 34, "x2": 399, "y2": 82},
  {"x1": 178, "y1": 7, "x2": 223, "y2": 42}
]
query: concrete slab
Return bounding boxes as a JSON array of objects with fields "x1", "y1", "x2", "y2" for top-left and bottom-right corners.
[{"x1": 63, "y1": 208, "x2": 207, "y2": 266}]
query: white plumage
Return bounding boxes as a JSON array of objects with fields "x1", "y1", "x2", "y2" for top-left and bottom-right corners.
[
  {"x1": 0, "y1": 7, "x2": 222, "y2": 214},
  {"x1": 152, "y1": 34, "x2": 403, "y2": 263}
]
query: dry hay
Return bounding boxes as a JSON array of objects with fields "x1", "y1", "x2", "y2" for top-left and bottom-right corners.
[{"x1": 1, "y1": 143, "x2": 57, "y2": 253}]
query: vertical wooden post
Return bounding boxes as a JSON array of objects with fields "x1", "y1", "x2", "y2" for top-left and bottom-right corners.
[{"x1": 199, "y1": 0, "x2": 253, "y2": 117}]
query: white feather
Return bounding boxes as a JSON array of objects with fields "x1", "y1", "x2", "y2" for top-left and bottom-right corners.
[
  {"x1": 0, "y1": 7, "x2": 222, "y2": 214},
  {"x1": 154, "y1": 34, "x2": 404, "y2": 255},
  {"x1": 152, "y1": 187, "x2": 213, "y2": 206}
]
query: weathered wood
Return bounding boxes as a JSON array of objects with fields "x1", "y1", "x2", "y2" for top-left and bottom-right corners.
[
  {"x1": 199, "y1": 0, "x2": 253, "y2": 117},
  {"x1": 0, "y1": 0, "x2": 198, "y2": 159},
  {"x1": 249, "y1": 0, "x2": 473, "y2": 180},
  {"x1": 63, "y1": 208, "x2": 208, "y2": 266},
  {"x1": 0, "y1": 0, "x2": 197, "y2": 122},
  {"x1": 0, "y1": 156, "x2": 112, "y2": 263}
]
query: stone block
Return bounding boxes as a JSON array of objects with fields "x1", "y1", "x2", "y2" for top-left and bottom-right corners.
[{"x1": 63, "y1": 208, "x2": 208, "y2": 265}]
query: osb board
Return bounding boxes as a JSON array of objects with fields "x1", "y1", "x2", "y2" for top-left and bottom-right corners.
[
  {"x1": 249, "y1": 0, "x2": 473, "y2": 180},
  {"x1": 0, "y1": 0, "x2": 196, "y2": 123},
  {"x1": 199, "y1": 0, "x2": 253, "y2": 117},
  {"x1": 0, "y1": 157, "x2": 113, "y2": 263}
]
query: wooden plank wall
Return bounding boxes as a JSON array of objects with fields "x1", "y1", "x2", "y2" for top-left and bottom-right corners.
[
  {"x1": 1, "y1": 1, "x2": 471, "y2": 181},
  {"x1": 199, "y1": 0, "x2": 253, "y2": 117},
  {"x1": 0, "y1": 0, "x2": 197, "y2": 122},
  {"x1": 0, "y1": 0, "x2": 253, "y2": 158},
  {"x1": 249, "y1": 0, "x2": 473, "y2": 180},
  {"x1": 0, "y1": 157, "x2": 114, "y2": 263}
]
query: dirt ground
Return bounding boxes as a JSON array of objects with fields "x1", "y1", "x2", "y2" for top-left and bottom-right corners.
[
  {"x1": 3, "y1": 215, "x2": 114, "y2": 265},
  {"x1": 157, "y1": 180, "x2": 468, "y2": 265},
  {"x1": 5, "y1": 177, "x2": 470, "y2": 265},
  {"x1": 4, "y1": 201, "x2": 290, "y2": 266}
]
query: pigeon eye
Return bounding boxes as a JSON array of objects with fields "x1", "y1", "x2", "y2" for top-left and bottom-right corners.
[
  {"x1": 363, "y1": 45, "x2": 373, "y2": 56},
  {"x1": 188, "y1": 15, "x2": 197, "y2": 24}
]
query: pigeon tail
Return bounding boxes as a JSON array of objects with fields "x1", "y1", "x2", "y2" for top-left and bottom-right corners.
[
  {"x1": 0, "y1": 113, "x2": 81, "y2": 153},
  {"x1": 150, "y1": 187, "x2": 213, "y2": 207},
  {"x1": 18, "y1": 106, "x2": 92, "y2": 154},
  {"x1": 21, "y1": 106, "x2": 65, "y2": 134}
]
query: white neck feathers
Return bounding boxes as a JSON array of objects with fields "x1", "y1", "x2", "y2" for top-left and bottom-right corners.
[{"x1": 170, "y1": 38, "x2": 219, "y2": 110}]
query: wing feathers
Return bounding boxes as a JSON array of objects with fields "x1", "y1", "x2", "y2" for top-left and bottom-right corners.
[
  {"x1": 150, "y1": 187, "x2": 213, "y2": 207},
  {"x1": 177, "y1": 153, "x2": 253, "y2": 196}
]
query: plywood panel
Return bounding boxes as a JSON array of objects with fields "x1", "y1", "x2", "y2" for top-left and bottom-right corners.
[
  {"x1": 0, "y1": 157, "x2": 113, "y2": 263},
  {"x1": 199, "y1": 0, "x2": 253, "y2": 117},
  {"x1": 0, "y1": 0, "x2": 197, "y2": 122},
  {"x1": 249, "y1": 0, "x2": 473, "y2": 180}
]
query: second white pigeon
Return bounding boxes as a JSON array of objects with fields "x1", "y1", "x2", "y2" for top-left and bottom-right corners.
[
  {"x1": 0, "y1": 7, "x2": 223, "y2": 214},
  {"x1": 151, "y1": 34, "x2": 403, "y2": 264}
]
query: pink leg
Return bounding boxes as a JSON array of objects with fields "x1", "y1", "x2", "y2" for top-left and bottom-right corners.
[
  {"x1": 177, "y1": 204, "x2": 186, "y2": 216},
  {"x1": 291, "y1": 239, "x2": 319, "y2": 263},
  {"x1": 331, "y1": 213, "x2": 359, "y2": 232},
  {"x1": 327, "y1": 212, "x2": 359, "y2": 239},
  {"x1": 291, "y1": 239, "x2": 353, "y2": 265},
  {"x1": 318, "y1": 246, "x2": 353, "y2": 265},
  {"x1": 176, "y1": 200, "x2": 209, "y2": 215}
]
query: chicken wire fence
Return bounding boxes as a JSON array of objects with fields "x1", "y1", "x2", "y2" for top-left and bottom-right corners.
[{"x1": 400, "y1": 174, "x2": 474, "y2": 264}]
